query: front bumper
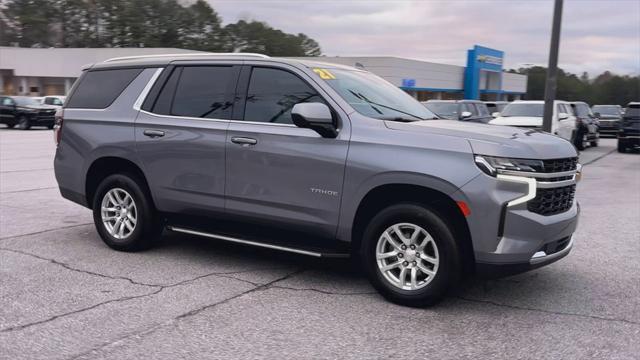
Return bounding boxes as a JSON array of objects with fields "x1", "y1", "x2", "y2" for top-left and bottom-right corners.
[
  {"x1": 455, "y1": 166, "x2": 580, "y2": 278},
  {"x1": 476, "y1": 236, "x2": 574, "y2": 278}
]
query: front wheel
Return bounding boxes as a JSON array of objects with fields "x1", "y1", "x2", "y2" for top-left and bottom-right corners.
[
  {"x1": 618, "y1": 141, "x2": 627, "y2": 153},
  {"x1": 92, "y1": 174, "x2": 162, "y2": 251},
  {"x1": 17, "y1": 116, "x2": 31, "y2": 130},
  {"x1": 361, "y1": 203, "x2": 460, "y2": 307}
]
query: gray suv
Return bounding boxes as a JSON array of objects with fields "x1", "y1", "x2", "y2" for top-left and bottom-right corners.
[{"x1": 54, "y1": 54, "x2": 580, "y2": 307}]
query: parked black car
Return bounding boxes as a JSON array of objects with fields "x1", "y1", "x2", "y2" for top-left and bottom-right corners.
[
  {"x1": 592, "y1": 104, "x2": 623, "y2": 136},
  {"x1": 422, "y1": 100, "x2": 493, "y2": 123},
  {"x1": 0, "y1": 96, "x2": 57, "y2": 130},
  {"x1": 618, "y1": 102, "x2": 640, "y2": 153},
  {"x1": 570, "y1": 101, "x2": 599, "y2": 150}
]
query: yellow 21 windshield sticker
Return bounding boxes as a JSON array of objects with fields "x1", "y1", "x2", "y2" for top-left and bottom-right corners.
[{"x1": 313, "y1": 68, "x2": 336, "y2": 80}]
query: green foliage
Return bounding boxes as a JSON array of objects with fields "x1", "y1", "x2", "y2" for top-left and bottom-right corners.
[
  {"x1": 0, "y1": 0, "x2": 322, "y2": 56},
  {"x1": 514, "y1": 66, "x2": 639, "y2": 106}
]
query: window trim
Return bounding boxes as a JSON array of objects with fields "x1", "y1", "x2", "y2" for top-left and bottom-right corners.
[{"x1": 136, "y1": 63, "x2": 343, "y2": 129}]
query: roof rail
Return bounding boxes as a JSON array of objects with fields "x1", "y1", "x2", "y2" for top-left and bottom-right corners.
[{"x1": 104, "y1": 52, "x2": 270, "y2": 63}]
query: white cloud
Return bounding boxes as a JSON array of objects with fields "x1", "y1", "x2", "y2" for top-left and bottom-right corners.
[{"x1": 209, "y1": 0, "x2": 640, "y2": 75}]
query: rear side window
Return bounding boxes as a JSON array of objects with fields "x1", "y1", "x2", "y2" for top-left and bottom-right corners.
[
  {"x1": 170, "y1": 66, "x2": 236, "y2": 119},
  {"x1": 66, "y1": 68, "x2": 142, "y2": 109},
  {"x1": 244, "y1": 67, "x2": 324, "y2": 124}
]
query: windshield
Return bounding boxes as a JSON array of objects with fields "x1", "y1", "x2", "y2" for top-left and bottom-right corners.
[
  {"x1": 592, "y1": 105, "x2": 620, "y2": 116},
  {"x1": 315, "y1": 68, "x2": 437, "y2": 121},
  {"x1": 501, "y1": 103, "x2": 543, "y2": 117},
  {"x1": 624, "y1": 105, "x2": 640, "y2": 118},
  {"x1": 13, "y1": 97, "x2": 41, "y2": 106},
  {"x1": 423, "y1": 103, "x2": 458, "y2": 120}
]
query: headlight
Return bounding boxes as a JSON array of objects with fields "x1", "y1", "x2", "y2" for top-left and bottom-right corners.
[{"x1": 474, "y1": 155, "x2": 544, "y2": 176}]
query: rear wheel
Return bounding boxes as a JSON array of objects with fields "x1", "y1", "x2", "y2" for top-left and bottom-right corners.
[
  {"x1": 361, "y1": 203, "x2": 460, "y2": 307},
  {"x1": 17, "y1": 116, "x2": 31, "y2": 130},
  {"x1": 618, "y1": 141, "x2": 627, "y2": 153},
  {"x1": 92, "y1": 174, "x2": 162, "y2": 251}
]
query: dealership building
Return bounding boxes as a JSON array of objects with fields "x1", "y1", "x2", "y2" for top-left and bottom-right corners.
[{"x1": 0, "y1": 45, "x2": 526, "y2": 101}]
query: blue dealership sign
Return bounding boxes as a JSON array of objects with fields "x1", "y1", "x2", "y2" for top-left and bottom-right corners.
[
  {"x1": 402, "y1": 78, "x2": 416, "y2": 88},
  {"x1": 464, "y1": 45, "x2": 504, "y2": 99}
]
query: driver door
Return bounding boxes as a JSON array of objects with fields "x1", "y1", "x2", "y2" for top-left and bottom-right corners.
[{"x1": 225, "y1": 65, "x2": 350, "y2": 238}]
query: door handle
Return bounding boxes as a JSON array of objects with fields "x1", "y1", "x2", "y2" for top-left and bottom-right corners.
[
  {"x1": 143, "y1": 129, "x2": 165, "y2": 138},
  {"x1": 231, "y1": 136, "x2": 257, "y2": 146}
]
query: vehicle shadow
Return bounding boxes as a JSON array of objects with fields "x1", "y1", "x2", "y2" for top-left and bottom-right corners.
[{"x1": 154, "y1": 230, "x2": 573, "y2": 308}]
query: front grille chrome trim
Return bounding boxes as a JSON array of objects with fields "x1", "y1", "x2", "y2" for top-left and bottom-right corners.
[{"x1": 498, "y1": 169, "x2": 577, "y2": 179}]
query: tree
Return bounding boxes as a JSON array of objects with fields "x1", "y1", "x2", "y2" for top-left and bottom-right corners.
[
  {"x1": 518, "y1": 66, "x2": 639, "y2": 105},
  {"x1": 0, "y1": 0, "x2": 322, "y2": 56},
  {"x1": 223, "y1": 20, "x2": 322, "y2": 56}
]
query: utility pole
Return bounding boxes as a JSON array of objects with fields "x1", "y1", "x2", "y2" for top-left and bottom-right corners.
[{"x1": 542, "y1": 0, "x2": 564, "y2": 133}]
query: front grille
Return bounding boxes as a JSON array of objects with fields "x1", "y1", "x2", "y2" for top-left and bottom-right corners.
[
  {"x1": 528, "y1": 184, "x2": 576, "y2": 216},
  {"x1": 37, "y1": 110, "x2": 55, "y2": 121},
  {"x1": 541, "y1": 157, "x2": 578, "y2": 173}
]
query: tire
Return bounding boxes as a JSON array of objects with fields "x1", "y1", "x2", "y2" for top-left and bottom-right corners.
[
  {"x1": 574, "y1": 130, "x2": 586, "y2": 151},
  {"x1": 92, "y1": 173, "x2": 162, "y2": 251},
  {"x1": 47, "y1": 124, "x2": 54, "y2": 130},
  {"x1": 17, "y1": 116, "x2": 31, "y2": 130},
  {"x1": 617, "y1": 141, "x2": 627, "y2": 153},
  {"x1": 5, "y1": 123, "x2": 15, "y2": 129},
  {"x1": 590, "y1": 137, "x2": 599, "y2": 147},
  {"x1": 361, "y1": 203, "x2": 461, "y2": 307}
]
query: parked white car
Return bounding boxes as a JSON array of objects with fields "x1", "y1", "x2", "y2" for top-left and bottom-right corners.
[
  {"x1": 489, "y1": 100, "x2": 577, "y2": 142},
  {"x1": 41, "y1": 95, "x2": 66, "y2": 107}
]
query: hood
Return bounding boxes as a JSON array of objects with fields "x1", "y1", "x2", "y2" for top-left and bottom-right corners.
[
  {"x1": 385, "y1": 120, "x2": 578, "y2": 159},
  {"x1": 18, "y1": 104, "x2": 57, "y2": 111},
  {"x1": 489, "y1": 116, "x2": 542, "y2": 127}
]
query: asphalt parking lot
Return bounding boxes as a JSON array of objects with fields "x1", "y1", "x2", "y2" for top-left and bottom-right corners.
[{"x1": 1, "y1": 128, "x2": 639, "y2": 359}]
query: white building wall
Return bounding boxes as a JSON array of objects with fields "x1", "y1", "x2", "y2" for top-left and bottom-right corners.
[
  {"x1": 292, "y1": 56, "x2": 465, "y2": 91},
  {"x1": 502, "y1": 72, "x2": 528, "y2": 93}
]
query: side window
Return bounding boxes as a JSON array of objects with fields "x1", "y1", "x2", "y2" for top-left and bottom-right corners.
[
  {"x1": 152, "y1": 67, "x2": 182, "y2": 115},
  {"x1": 476, "y1": 103, "x2": 490, "y2": 116},
  {"x1": 244, "y1": 67, "x2": 324, "y2": 124},
  {"x1": 564, "y1": 104, "x2": 575, "y2": 115},
  {"x1": 461, "y1": 103, "x2": 475, "y2": 116},
  {"x1": 170, "y1": 66, "x2": 236, "y2": 119},
  {"x1": 66, "y1": 68, "x2": 143, "y2": 109}
]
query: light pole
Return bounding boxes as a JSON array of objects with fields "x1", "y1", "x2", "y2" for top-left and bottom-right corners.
[{"x1": 542, "y1": 0, "x2": 564, "y2": 133}]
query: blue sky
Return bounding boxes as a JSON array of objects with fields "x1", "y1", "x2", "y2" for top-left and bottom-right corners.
[{"x1": 209, "y1": 0, "x2": 640, "y2": 76}]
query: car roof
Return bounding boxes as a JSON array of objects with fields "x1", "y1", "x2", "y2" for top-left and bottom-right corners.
[
  {"x1": 88, "y1": 53, "x2": 361, "y2": 72},
  {"x1": 510, "y1": 100, "x2": 569, "y2": 104}
]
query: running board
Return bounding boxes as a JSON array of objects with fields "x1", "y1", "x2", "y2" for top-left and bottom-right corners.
[{"x1": 167, "y1": 226, "x2": 350, "y2": 258}]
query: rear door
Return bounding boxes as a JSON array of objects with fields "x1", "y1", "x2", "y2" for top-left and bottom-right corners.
[
  {"x1": 224, "y1": 64, "x2": 350, "y2": 239},
  {"x1": 135, "y1": 63, "x2": 240, "y2": 216}
]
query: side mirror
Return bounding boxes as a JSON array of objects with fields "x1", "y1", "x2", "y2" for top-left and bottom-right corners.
[
  {"x1": 460, "y1": 111, "x2": 472, "y2": 120},
  {"x1": 492, "y1": 112, "x2": 500, "y2": 118},
  {"x1": 291, "y1": 102, "x2": 337, "y2": 138},
  {"x1": 558, "y1": 112, "x2": 569, "y2": 120},
  {"x1": 593, "y1": 112, "x2": 601, "y2": 119}
]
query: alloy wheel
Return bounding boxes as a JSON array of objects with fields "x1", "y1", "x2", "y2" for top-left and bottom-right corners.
[
  {"x1": 100, "y1": 188, "x2": 137, "y2": 240},
  {"x1": 376, "y1": 222, "x2": 439, "y2": 291}
]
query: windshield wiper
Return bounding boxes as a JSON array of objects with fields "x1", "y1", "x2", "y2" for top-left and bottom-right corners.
[{"x1": 352, "y1": 91, "x2": 426, "y2": 121}]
